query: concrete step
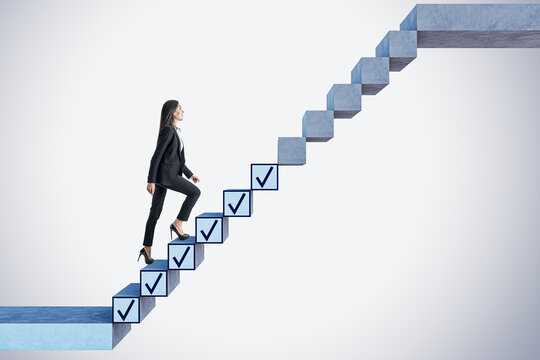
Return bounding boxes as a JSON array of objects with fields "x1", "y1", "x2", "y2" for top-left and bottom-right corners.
[
  {"x1": 113, "y1": 283, "x2": 155, "y2": 324},
  {"x1": 251, "y1": 164, "x2": 279, "y2": 190},
  {"x1": 302, "y1": 110, "x2": 334, "y2": 142},
  {"x1": 375, "y1": 30, "x2": 417, "y2": 71},
  {"x1": 278, "y1": 137, "x2": 306, "y2": 165},
  {"x1": 0, "y1": 306, "x2": 130, "y2": 350},
  {"x1": 326, "y1": 84, "x2": 362, "y2": 119},
  {"x1": 195, "y1": 212, "x2": 230, "y2": 243},
  {"x1": 168, "y1": 236, "x2": 204, "y2": 270},
  {"x1": 223, "y1": 189, "x2": 253, "y2": 217},
  {"x1": 400, "y1": 4, "x2": 540, "y2": 48},
  {"x1": 140, "y1": 259, "x2": 180, "y2": 297},
  {"x1": 350, "y1": 57, "x2": 389, "y2": 95}
]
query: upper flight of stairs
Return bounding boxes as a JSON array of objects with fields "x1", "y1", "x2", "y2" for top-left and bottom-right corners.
[
  {"x1": 279, "y1": 3, "x2": 540, "y2": 165},
  {"x1": 1, "y1": 4, "x2": 540, "y2": 350}
]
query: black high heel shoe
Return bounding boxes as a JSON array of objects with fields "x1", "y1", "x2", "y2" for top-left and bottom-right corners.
[
  {"x1": 138, "y1": 247, "x2": 154, "y2": 264},
  {"x1": 170, "y1": 223, "x2": 189, "y2": 240}
]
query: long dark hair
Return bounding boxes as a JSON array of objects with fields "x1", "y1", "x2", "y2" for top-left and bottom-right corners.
[{"x1": 157, "y1": 99, "x2": 178, "y2": 146}]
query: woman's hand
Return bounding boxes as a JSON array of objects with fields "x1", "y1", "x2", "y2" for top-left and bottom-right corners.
[
  {"x1": 190, "y1": 175, "x2": 200, "y2": 183},
  {"x1": 147, "y1": 183, "x2": 155, "y2": 195}
]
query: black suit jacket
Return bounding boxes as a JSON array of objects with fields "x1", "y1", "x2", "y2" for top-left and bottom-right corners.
[{"x1": 147, "y1": 124, "x2": 194, "y2": 185}]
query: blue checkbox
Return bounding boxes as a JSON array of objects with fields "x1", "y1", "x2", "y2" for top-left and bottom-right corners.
[
  {"x1": 113, "y1": 298, "x2": 138, "y2": 323},
  {"x1": 140, "y1": 260, "x2": 180, "y2": 297},
  {"x1": 141, "y1": 272, "x2": 166, "y2": 296},
  {"x1": 196, "y1": 212, "x2": 229, "y2": 243},
  {"x1": 251, "y1": 164, "x2": 278, "y2": 190},
  {"x1": 168, "y1": 237, "x2": 204, "y2": 270},
  {"x1": 223, "y1": 190, "x2": 253, "y2": 217},
  {"x1": 112, "y1": 283, "x2": 155, "y2": 323}
]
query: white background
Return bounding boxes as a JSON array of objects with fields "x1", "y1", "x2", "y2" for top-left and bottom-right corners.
[{"x1": 1, "y1": 0, "x2": 540, "y2": 358}]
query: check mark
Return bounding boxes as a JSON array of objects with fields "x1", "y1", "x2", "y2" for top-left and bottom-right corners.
[
  {"x1": 200, "y1": 220, "x2": 218, "y2": 241},
  {"x1": 228, "y1": 193, "x2": 246, "y2": 214},
  {"x1": 173, "y1": 247, "x2": 191, "y2": 268},
  {"x1": 144, "y1": 273, "x2": 163, "y2": 295},
  {"x1": 256, "y1": 166, "x2": 274, "y2": 188},
  {"x1": 117, "y1": 299, "x2": 135, "y2": 321}
]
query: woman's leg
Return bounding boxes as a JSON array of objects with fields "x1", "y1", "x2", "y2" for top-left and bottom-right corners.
[
  {"x1": 142, "y1": 184, "x2": 168, "y2": 253},
  {"x1": 166, "y1": 175, "x2": 201, "y2": 233}
]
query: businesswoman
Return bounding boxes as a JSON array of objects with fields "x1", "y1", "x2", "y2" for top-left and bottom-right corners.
[{"x1": 139, "y1": 100, "x2": 201, "y2": 264}]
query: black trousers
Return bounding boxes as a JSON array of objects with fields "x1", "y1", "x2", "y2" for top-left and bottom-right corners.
[{"x1": 143, "y1": 175, "x2": 201, "y2": 247}]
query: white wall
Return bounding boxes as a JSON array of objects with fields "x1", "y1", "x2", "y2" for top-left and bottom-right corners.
[{"x1": 1, "y1": 0, "x2": 540, "y2": 358}]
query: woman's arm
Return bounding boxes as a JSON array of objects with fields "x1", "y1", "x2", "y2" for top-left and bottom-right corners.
[
  {"x1": 147, "y1": 126, "x2": 174, "y2": 183},
  {"x1": 182, "y1": 164, "x2": 194, "y2": 179},
  {"x1": 183, "y1": 165, "x2": 199, "y2": 183}
]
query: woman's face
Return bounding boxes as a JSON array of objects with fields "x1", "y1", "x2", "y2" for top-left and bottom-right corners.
[{"x1": 173, "y1": 103, "x2": 184, "y2": 121}]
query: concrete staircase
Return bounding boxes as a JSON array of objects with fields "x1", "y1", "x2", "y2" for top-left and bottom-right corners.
[{"x1": 1, "y1": 4, "x2": 539, "y2": 350}]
